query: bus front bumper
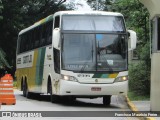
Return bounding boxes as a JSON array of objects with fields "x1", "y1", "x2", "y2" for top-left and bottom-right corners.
[{"x1": 59, "y1": 80, "x2": 128, "y2": 96}]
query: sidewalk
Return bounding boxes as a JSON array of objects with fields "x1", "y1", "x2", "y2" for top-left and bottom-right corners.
[
  {"x1": 132, "y1": 101, "x2": 150, "y2": 111},
  {"x1": 126, "y1": 98, "x2": 160, "y2": 120}
]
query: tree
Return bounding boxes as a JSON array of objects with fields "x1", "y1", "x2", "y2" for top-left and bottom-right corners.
[
  {"x1": 111, "y1": 0, "x2": 150, "y2": 95},
  {"x1": 0, "y1": 0, "x2": 3, "y2": 20},
  {"x1": 87, "y1": 0, "x2": 150, "y2": 95},
  {"x1": 112, "y1": 0, "x2": 149, "y2": 43},
  {"x1": 0, "y1": 48, "x2": 9, "y2": 67},
  {"x1": 87, "y1": 0, "x2": 113, "y2": 10},
  {"x1": 0, "y1": 0, "x2": 10, "y2": 73},
  {"x1": 129, "y1": 42, "x2": 150, "y2": 95},
  {"x1": 0, "y1": 48, "x2": 10, "y2": 77},
  {"x1": 0, "y1": 0, "x2": 67, "y2": 75},
  {"x1": 19, "y1": 0, "x2": 67, "y2": 26}
]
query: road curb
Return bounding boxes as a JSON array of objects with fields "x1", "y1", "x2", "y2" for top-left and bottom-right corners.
[{"x1": 125, "y1": 96, "x2": 155, "y2": 120}]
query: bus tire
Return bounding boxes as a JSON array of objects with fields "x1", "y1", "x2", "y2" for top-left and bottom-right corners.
[
  {"x1": 23, "y1": 81, "x2": 31, "y2": 98},
  {"x1": 49, "y1": 84, "x2": 58, "y2": 103},
  {"x1": 62, "y1": 96, "x2": 76, "y2": 104},
  {"x1": 103, "y1": 95, "x2": 111, "y2": 106}
]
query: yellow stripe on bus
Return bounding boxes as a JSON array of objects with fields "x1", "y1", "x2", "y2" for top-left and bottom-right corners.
[{"x1": 109, "y1": 73, "x2": 118, "y2": 78}]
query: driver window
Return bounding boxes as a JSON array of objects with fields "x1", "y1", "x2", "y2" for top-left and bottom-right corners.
[{"x1": 54, "y1": 16, "x2": 60, "y2": 29}]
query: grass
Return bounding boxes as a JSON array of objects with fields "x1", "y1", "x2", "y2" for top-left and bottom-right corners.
[
  {"x1": 13, "y1": 80, "x2": 17, "y2": 88},
  {"x1": 128, "y1": 91, "x2": 150, "y2": 101}
]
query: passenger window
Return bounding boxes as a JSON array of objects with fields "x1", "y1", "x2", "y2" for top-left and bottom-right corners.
[
  {"x1": 46, "y1": 21, "x2": 53, "y2": 45},
  {"x1": 18, "y1": 20, "x2": 53, "y2": 54},
  {"x1": 40, "y1": 24, "x2": 46, "y2": 46}
]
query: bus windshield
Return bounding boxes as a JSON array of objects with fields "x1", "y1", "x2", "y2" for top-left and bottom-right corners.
[
  {"x1": 62, "y1": 15, "x2": 125, "y2": 32},
  {"x1": 61, "y1": 33, "x2": 128, "y2": 72}
]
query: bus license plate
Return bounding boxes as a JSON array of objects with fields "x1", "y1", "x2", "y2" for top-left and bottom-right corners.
[{"x1": 91, "y1": 87, "x2": 101, "y2": 91}]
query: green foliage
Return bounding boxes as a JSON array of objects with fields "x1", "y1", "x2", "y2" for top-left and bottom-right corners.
[
  {"x1": 129, "y1": 42, "x2": 151, "y2": 96},
  {"x1": 0, "y1": 48, "x2": 10, "y2": 68},
  {"x1": 0, "y1": 0, "x2": 67, "y2": 75},
  {"x1": 87, "y1": 0, "x2": 113, "y2": 10},
  {"x1": 140, "y1": 42, "x2": 150, "y2": 62},
  {"x1": 129, "y1": 61, "x2": 150, "y2": 95},
  {"x1": 128, "y1": 91, "x2": 150, "y2": 101},
  {"x1": 13, "y1": 80, "x2": 17, "y2": 88},
  {"x1": 87, "y1": 0, "x2": 151, "y2": 96},
  {"x1": 0, "y1": 0, "x2": 3, "y2": 20},
  {"x1": 112, "y1": 0, "x2": 149, "y2": 42},
  {"x1": 112, "y1": 0, "x2": 150, "y2": 96}
]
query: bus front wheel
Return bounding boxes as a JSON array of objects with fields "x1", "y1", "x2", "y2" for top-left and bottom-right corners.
[
  {"x1": 49, "y1": 84, "x2": 59, "y2": 103},
  {"x1": 103, "y1": 95, "x2": 111, "y2": 106}
]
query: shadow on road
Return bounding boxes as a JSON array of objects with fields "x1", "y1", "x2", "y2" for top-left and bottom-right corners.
[{"x1": 20, "y1": 93, "x2": 121, "y2": 109}]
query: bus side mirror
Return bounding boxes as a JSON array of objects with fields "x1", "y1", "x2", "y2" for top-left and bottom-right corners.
[
  {"x1": 53, "y1": 28, "x2": 60, "y2": 50},
  {"x1": 128, "y1": 30, "x2": 137, "y2": 51}
]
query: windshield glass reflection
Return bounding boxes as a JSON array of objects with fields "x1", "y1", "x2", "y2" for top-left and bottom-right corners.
[{"x1": 61, "y1": 34, "x2": 127, "y2": 72}]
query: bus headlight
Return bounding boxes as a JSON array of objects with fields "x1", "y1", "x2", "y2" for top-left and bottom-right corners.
[
  {"x1": 114, "y1": 76, "x2": 128, "y2": 82},
  {"x1": 61, "y1": 75, "x2": 78, "y2": 82}
]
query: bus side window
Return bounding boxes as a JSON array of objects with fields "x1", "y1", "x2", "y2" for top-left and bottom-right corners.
[
  {"x1": 54, "y1": 16, "x2": 60, "y2": 28},
  {"x1": 32, "y1": 29, "x2": 36, "y2": 49},
  {"x1": 46, "y1": 21, "x2": 53, "y2": 45},
  {"x1": 19, "y1": 38, "x2": 22, "y2": 53},
  {"x1": 17, "y1": 36, "x2": 21, "y2": 54},
  {"x1": 40, "y1": 24, "x2": 46, "y2": 46},
  {"x1": 21, "y1": 34, "x2": 26, "y2": 53},
  {"x1": 34, "y1": 27, "x2": 40, "y2": 48},
  {"x1": 25, "y1": 33, "x2": 29, "y2": 51},
  {"x1": 28, "y1": 31, "x2": 33, "y2": 50},
  {"x1": 54, "y1": 48, "x2": 60, "y2": 74},
  {"x1": 30, "y1": 30, "x2": 34, "y2": 50},
  {"x1": 18, "y1": 35, "x2": 23, "y2": 53}
]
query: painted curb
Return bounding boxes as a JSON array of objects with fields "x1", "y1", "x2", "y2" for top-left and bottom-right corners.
[{"x1": 125, "y1": 96, "x2": 156, "y2": 120}]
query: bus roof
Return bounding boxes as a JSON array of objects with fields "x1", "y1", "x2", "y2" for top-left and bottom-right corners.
[
  {"x1": 19, "y1": 11, "x2": 123, "y2": 35},
  {"x1": 19, "y1": 15, "x2": 54, "y2": 35},
  {"x1": 54, "y1": 11, "x2": 123, "y2": 16}
]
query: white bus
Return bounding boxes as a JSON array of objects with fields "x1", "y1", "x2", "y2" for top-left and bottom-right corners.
[{"x1": 16, "y1": 11, "x2": 137, "y2": 105}]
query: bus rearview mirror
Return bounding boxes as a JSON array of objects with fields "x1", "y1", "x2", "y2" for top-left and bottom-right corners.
[
  {"x1": 128, "y1": 30, "x2": 137, "y2": 51},
  {"x1": 53, "y1": 28, "x2": 60, "y2": 49}
]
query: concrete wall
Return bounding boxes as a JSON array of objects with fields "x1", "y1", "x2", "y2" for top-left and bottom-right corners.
[
  {"x1": 140, "y1": 0, "x2": 160, "y2": 18},
  {"x1": 139, "y1": 0, "x2": 160, "y2": 111},
  {"x1": 151, "y1": 53, "x2": 160, "y2": 111}
]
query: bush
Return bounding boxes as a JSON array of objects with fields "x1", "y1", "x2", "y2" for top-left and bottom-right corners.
[
  {"x1": 129, "y1": 42, "x2": 151, "y2": 96},
  {"x1": 129, "y1": 62, "x2": 150, "y2": 95}
]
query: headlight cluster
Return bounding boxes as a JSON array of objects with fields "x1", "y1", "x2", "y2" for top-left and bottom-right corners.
[
  {"x1": 114, "y1": 76, "x2": 128, "y2": 82},
  {"x1": 61, "y1": 74, "x2": 78, "y2": 82}
]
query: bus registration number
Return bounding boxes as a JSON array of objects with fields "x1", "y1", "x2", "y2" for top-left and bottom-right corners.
[{"x1": 91, "y1": 87, "x2": 101, "y2": 91}]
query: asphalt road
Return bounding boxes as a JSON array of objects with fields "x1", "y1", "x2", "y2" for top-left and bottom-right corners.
[{"x1": 0, "y1": 89, "x2": 139, "y2": 120}]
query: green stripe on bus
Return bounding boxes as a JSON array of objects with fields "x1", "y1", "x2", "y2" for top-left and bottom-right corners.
[
  {"x1": 35, "y1": 47, "x2": 46, "y2": 85},
  {"x1": 92, "y1": 74, "x2": 102, "y2": 78}
]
